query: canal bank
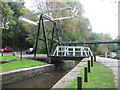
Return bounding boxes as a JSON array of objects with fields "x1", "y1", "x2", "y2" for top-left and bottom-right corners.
[
  {"x1": 2, "y1": 60, "x2": 78, "y2": 88},
  {"x1": 1, "y1": 64, "x2": 55, "y2": 85},
  {"x1": 51, "y1": 58, "x2": 88, "y2": 89}
]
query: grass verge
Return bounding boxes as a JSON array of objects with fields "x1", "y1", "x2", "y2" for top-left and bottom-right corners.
[
  {"x1": 1, "y1": 58, "x2": 47, "y2": 72},
  {"x1": 65, "y1": 62, "x2": 116, "y2": 88},
  {"x1": 0, "y1": 56, "x2": 20, "y2": 61},
  {"x1": 64, "y1": 60, "x2": 75, "y2": 62},
  {"x1": 33, "y1": 54, "x2": 47, "y2": 56},
  {"x1": 0, "y1": 54, "x2": 47, "y2": 61}
]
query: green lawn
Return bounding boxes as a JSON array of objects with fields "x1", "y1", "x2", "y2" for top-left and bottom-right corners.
[
  {"x1": 33, "y1": 54, "x2": 47, "y2": 56},
  {"x1": 65, "y1": 62, "x2": 116, "y2": 89},
  {"x1": 0, "y1": 56, "x2": 48, "y2": 72},
  {"x1": 64, "y1": 60, "x2": 75, "y2": 62},
  {"x1": 0, "y1": 56, "x2": 20, "y2": 61},
  {"x1": 0, "y1": 54, "x2": 47, "y2": 61}
]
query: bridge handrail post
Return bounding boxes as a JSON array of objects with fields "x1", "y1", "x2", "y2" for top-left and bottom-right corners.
[
  {"x1": 64, "y1": 46, "x2": 66, "y2": 56},
  {"x1": 53, "y1": 46, "x2": 57, "y2": 56},
  {"x1": 57, "y1": 46, "x2": 59, "y2": 56},
  {"x1": 88, "y1": 48, "x2": 93, "y2": 57},
  {"x1": 73, "y1": 47, "x2": 75, "y2": 56},
  {"x1": 81, "y1": 48, "x2": 83, "y2": 56},
  {"x1": 82, "y1": 47, "x2": 87, "y2": 56},
  {"x1": 66, "y1": 47, "x2": 69, "y2": 56}
]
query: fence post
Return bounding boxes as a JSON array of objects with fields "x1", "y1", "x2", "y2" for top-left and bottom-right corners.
[
  {"x1": 1, "y1": 51, "x2": 3, "y2": 56},
  {"x1": 13, "y1": 52, "x2": 16, "y2": 56},
  {"x1": 93, "y1": 54, "x2": 96, "y2": 62},
  {"x1": 91, "y1": 56, "x2": 93, "y2": 67},
  {"x1": 84, "y1": 67, "x2": 88, "y2": 82},
  {"x1": 88, "y1": 60, "x2": 91, "y2": 73},
  {"x1": 77, "y1": 76, "x2": 82, "y2": 90}
]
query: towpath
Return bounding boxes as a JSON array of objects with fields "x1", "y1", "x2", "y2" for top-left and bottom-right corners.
[
  {"x1": 51, "y1": 59, "x2": 88, "y2": 88},
  {"x1": 52, "y1": 57, "x2": 120, "y2": 89},
  {"x1": 97, "y1": 57, "x2": 120, "y2": 89}
]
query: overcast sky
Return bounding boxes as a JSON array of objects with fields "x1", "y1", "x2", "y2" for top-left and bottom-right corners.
[
  {"x1": 80, "y1": 0, "x2": 118, "y2": 39},
  {"x1": 24, "y1": 0, "x2": 118, "y2": 39}
]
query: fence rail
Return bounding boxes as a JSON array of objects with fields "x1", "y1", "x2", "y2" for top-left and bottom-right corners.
[{"x1": 53, "y1": 46, "x2": 93, "y2": 57}]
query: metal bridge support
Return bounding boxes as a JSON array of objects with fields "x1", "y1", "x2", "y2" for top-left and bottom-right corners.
[
  {"x1": 34, "y1": 14, "x2": 60, "y2": 58},
  {"x1": 34, "y1": 15, "x2": 42, "y2": 57}
]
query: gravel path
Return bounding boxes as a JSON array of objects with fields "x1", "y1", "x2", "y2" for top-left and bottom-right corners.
[{"x1": 97, "y1": 57, "x2": 120, "y2": 89}]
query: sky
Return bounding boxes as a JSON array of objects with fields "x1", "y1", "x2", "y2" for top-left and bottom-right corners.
[
  {"x1": 24, "y1": 0, "x2": 118, "y2": 39},
  {"x1": 80, "y1": 0, "x2": 118, "y2": 39}
]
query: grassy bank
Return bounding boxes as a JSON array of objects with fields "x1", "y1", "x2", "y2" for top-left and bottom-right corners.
[
  {"x1": 64, "y1": 60, "x2": 75, "y2": 62},
  {"x1": 0, "y1": 56, "x2": 48, "y2": 72},
  {"x1": 65, "y1": 62, "x2": 116, "y2": 88},
  {"x1": 33, "y1": 54, "x2": 47, "y2": 56},
  {"x1": 0, "y1": 54, "x2": 47, "y2": 61},
  {"x1": 0, "y1": 56, "x2": 20, "y2": 61}
]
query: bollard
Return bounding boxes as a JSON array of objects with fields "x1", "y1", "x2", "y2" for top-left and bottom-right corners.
[
  {"x1": 88, "y1": 60, "x2": 91, "y2": 73},
  {"x1": 105, "y1": 51, "x2": 107, "y2": 58},
  {"x1": 91, "y1": 56, "x2": 93, "y2": 67},
  {"x1": 93, "y1": 54, "x2": 96, "y2": 62},
  {"x1": 13, "y1": 52, "x2": 16, "y2": 56},
  {"x1": 78, "y1": 76, "x2": 82, "y2": 90},
  {"x1": 84, "y1": 67, "x2": 88, "y2": 82},
  {"x1": 1, "y1": 51, "x2": 3, "y2": 56}
]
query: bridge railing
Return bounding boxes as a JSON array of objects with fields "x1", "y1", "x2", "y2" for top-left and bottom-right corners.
[{"x1": 53, "y1": 46, "x2": 93, "y2": 57}]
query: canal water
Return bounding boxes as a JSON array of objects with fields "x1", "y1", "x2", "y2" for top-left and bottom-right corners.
[{"x1": 3, "y1": 61, "x2": 79, "y2": 89}]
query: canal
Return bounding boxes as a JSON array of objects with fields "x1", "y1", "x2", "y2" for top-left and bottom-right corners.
[{"x1": 3, "y1": 61, "x2": 79, "y2": 89}]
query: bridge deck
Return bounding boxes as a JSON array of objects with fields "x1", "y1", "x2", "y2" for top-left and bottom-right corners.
[
  {"x1": 49, "y1": 55, "x2": 89, "y2": 61},
  {"x1": 22, "y1": 54, "x2": 89, "y2": 62}
]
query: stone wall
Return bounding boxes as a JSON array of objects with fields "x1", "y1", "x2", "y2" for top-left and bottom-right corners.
[
  {"x1": 1, "y1": 61, "x2": 77, "y2": 86},
  {"x1": 55, "y1": 61, "x2": 77, "y2": 70},
  {"x1": 1, "y1": 64, "x2": 55, "y2": 85}
]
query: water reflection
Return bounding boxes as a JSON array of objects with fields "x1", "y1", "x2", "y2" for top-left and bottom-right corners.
[{"x1": 3, "y1": 69, "x2": 68, "y2": 88}]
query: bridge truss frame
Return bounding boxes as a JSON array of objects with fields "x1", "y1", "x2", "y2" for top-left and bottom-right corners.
[{"x1": 32, "y1": 7, "x2": 120, "y2": 62}]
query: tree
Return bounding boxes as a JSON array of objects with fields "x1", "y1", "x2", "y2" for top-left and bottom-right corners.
[
  {"x1": 8, "y1": 2, "x2": 22, "y2": 18},
  {"x1": 1, "y1": 2, "x2": 16, "y2": 29},
  {"x1": 90, "y1": 33, "x2": 98, "y2": 40},
  {"x1": 1, "y1": 2, "x2": 31, "y2": 49},
  {"x1": 97, "y1": 33, "x2": 113, "y2": 54},
  {"x1": 118, "y1": 35, "x2": 120, "y2": 49},
  {"x1": 108, "y1": 44, "x2": 118, "y2": 52},
  {"x1": 1, "y1": 2, "x2": 17, "y2": 47}
]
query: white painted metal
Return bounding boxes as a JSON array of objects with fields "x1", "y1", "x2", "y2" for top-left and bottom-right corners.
[
  {"x1": 43, "y1": 16, "x2": 78, "y2": 22},
  {"x1": 20, "y1": 6, "x2": 79, "y2": 25},
  {"x1": 19, "y1": 17, "x2": 38, "y2": 25},
  {"x1": 53, "y1": 46, "x2": 93, "y2": 57},
  {"x1": 20, "y1": 16, "x2": 78, "y2": 25},
  {"x1": 36, "y1": 7, "x2": 72, "y2": 15}
]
